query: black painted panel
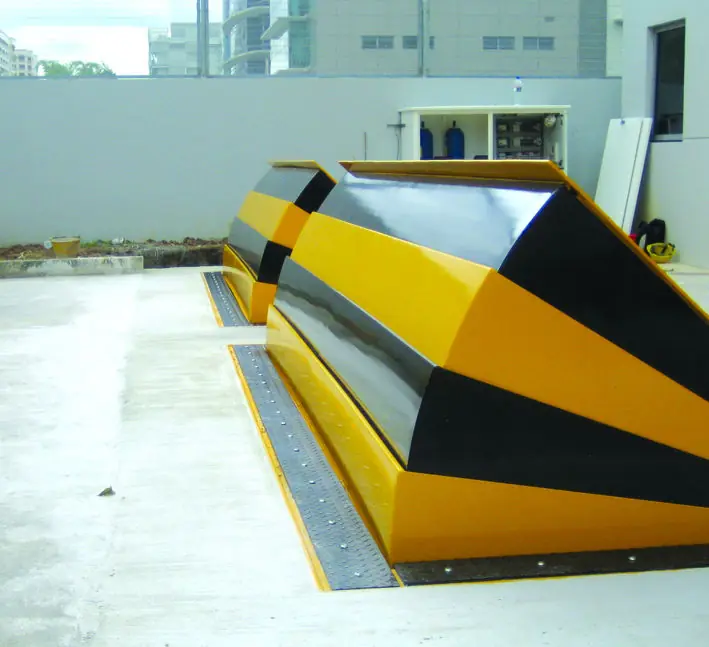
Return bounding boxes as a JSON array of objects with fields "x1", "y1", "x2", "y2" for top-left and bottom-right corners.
[
  {"x1": 500, "y1": 187, "x2": 709, "y2": 403},
  {"x1": 254, "y1": 167, "x2": 331, "y2": 210},
  {"x1": 275, "y1": 259, "x2": 434, "y2": 462},
  {"x1": 227, "y1": 220, "x2": 291, "y2": 285},
  {"x1": 295, "y1": 170, "x2": 336, "y2": 214},
  {"x1": 318, "y1": 172, "x2": 557, "y2": 269},
  {"x1": 408, "y1": 368, "x2": 709, "y2": 507}
]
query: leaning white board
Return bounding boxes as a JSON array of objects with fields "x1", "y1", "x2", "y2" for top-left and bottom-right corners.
[{"x1": 595, "y1": 118, "x2": 653, "y2": 234}]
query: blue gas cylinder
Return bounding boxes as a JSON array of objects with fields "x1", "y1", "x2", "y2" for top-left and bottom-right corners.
[
  {"x1": 445, "y1": 121, "x2": 465, "y2": 159},
  {"x1": 420, "y1": 121, "x2": 434, "y2": 160}
]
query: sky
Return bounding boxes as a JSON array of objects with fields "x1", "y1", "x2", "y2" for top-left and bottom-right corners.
[{"x1": 0, "y1": 0, "x2": 225, "y2": 75}]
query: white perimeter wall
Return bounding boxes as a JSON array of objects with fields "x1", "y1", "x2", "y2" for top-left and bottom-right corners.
[
  {"x1": 623, "y1": 0, "x2": 709, "y2": 267},
  {"x1": 0, "y1": 76, "x2": 619, "y2": 243}
]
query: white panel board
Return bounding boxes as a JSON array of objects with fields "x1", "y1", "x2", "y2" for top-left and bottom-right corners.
[{"x1": 595, "y1": 118, "x2": 653, "y2": 233}]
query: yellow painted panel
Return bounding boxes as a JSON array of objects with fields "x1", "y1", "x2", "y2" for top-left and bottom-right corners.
[
  {"x1": 340, "y1": 160, "x2": 566, "y2": 184},
  {"x1": 223, "y1": 245, "x2": 277, "y2": 324},
  {"x1": 446, "y1": 272, "x2": 709, "y2": 460},
  {"x1": 291, "y1": 213, "x2": 492, "y2": 366},
  {"x1": 223, "y1": 246, "x2": 256, "y2": 320},
  {"x1": 267, "y1": 306, "x2": 400, "y2": 552},
  {"x1": 250, "y1": 282, "x2": 277, "y2": 325},
  {"x1": 391, "y1": 471, "x2": 709, "y2": 563},
  {"x1": 237, "y1": 192, "x2": 310, "y2": 249},
  {"x1": 266, "y1": 302, "x2": 709, "y2": 565}
]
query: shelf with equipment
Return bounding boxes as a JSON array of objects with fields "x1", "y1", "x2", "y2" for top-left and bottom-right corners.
[{"x1": 399, "y1": 105, "x2": 569, "y2": 172}]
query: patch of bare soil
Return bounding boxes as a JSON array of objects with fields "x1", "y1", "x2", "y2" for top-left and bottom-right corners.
[{"x1": 0, "y1": 238, "x2": 228, "y2": 268}]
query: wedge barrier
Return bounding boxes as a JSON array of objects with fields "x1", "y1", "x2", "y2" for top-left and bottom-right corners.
[
  {"x1": 224, "y1": 161, "x2": 336, "y2": 323},
  {"x1": 265, "y1": 159, "x2": 709, "y2": 565}
]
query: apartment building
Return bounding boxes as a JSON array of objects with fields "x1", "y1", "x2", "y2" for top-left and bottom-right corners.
[
  {"x1": 223, "y1": 0, "x2": 612, "y2": 77},
  {"x1": 222, "y1": 0, "x2": 271, "y2": 75},
  {"x1": 0, "y1": 30, "x2": 13, "y2": 76},
  {"x1": 149, "y1": 23, "x2": 223, "y2": 76},
  {"x1": 0, "y1": 30, "x2": 39, "y2": 77},
  {"x1": 12, "y1": 49, "x2": 38, "y2": 77}
]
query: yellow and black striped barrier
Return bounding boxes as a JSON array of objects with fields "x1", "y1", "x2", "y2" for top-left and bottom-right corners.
[
  {"x1": 224, "y1": 161, "x2": 336, "y2": 323},
  {"x1": 265, "y1": 159, "x2": 709, "y2": 567}
]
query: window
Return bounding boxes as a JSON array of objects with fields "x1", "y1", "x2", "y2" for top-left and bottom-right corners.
[
  {"x1": 429, "y1": 36, "x2": 436, "y2": 49},
  {"x1": 403, "y1": 35, "x2": 418, "y2": 50},
  {"x1": 653, "y1": 22, "x2": 685, "y2": 139},
  {"x1": 483, "y1": 36, "x2": 515, "y2": 51},
  {"x1": 524, "y1": 37, "x2": 555, "y2": 50},
  {"x1": 361, "y1": 36, "x2": 394, "y2": 50},
  {"x1": 544, "y1": 16, "x2": 555, "y2": 23}
]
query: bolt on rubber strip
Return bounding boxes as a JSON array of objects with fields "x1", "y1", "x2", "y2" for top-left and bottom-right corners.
[
  {"x1": 204, "y1": 272, "x2": 249, "y2": 326},
  {"x1": 233, "y1": 344, "x2": 398, "y2": 591}
]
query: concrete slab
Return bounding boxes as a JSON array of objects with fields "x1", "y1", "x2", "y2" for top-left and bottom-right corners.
[
  {"x1": 1, "y1": 267, "x2": 709, "y2": 647},
  {"x1": 0, "y1": 256, "x2": 143, "y2": 279}
]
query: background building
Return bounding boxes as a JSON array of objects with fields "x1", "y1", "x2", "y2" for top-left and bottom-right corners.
[
  {"x1": 223, "y1": 0, "x2": 610, "y2": 78},
  {"x1": 12, "y1": 49, "x2": 38, "y2": 77},
  {"x1": 149, "y1": 23, "x2": 223, "y2": 76},
  {"x1": 222, "y1": 0, "x2": 271, "y2": 75},
  {"x1": 622, "y1": 0, "x2": 699, "y2": 264},
  {"x1": 0, "y1": 30, "x2": 39, "y2": 77},
  {"x1": 0, "y1": 31, "x2": 12, "y2": 76}
]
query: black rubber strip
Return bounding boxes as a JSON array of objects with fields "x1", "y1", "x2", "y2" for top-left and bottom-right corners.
[
  {"x1": 203, "y1": 271, "x2": 249, "y2": 327},
  {"x1": 395, "y1": 543, "x2": 709, "y2": 585},
  {"x1": 233, "y1": 344, "x2": 398, "y2": 591}
]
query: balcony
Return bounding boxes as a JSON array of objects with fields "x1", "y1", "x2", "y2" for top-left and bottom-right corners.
[
  {"x1": 223, "y1": 5, "x2": 270, "y2": 35},
  {"x1": 261, "y1": 14, "x2": 309, "y2": 41}
]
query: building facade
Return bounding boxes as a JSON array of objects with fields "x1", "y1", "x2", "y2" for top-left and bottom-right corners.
[
  {"x1": 149, "y1": 23, "x2": 223, "y2": 76},
  {"x1": 0, "y1": 30, "x2": 12, "y2": 76},
  {"x1": 222, "y1": 0, "x2": 271, "y2": 75},
  {"x1": 622, "y1": 0, "x2": 703, "y2": 265},
  {"x1": 12, "y1": 49, "x2": 38, "y2": 77},
  {"x1": 222, "y1": 0, "x2": 611, "y2": 77},
  {"x1": 0, "y1": 31, "x2": 37, "y2": 77}
]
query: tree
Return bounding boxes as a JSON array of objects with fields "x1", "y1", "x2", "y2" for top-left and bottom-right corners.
[{"x1": 39, "y1": 60, "x2": 116, "y2": 77}]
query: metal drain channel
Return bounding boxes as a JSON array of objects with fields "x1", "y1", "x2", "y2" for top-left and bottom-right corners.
[
  {"x1": 233, "y1": 344, "x2": 398, "y2": 591},
  {"x1": 204, "y1": 272, "x2": 249, "y2": 326}
]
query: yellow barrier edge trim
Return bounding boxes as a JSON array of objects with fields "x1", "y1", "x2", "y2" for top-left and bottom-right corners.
[
  {"x1": 270, "y1": 160, "x2": 337, "y2": 183},
  {"x1": 224, "y1": 244, "x2": 257, "y2": 280},
  {"x1": 222, "y1": 272, "x2": 251, "y2": 322},
  {"x1": 339, "y1": 159, "x2": 566, "y2": 184},
  {"x1": 227, "y1": 346, "x2": 331, "y2": 592},
  {"x1": 201, "y1": 272, "x2": 224, "y2": 327}
]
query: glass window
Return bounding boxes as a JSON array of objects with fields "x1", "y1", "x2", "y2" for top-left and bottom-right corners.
[
  {"x1": 499, "y1": 37, "x2": 515, "y2": 50},
  {"x1": 403, "y1": 35, "x2": 418, "y2": 50},
  {"x1": 361, "y1": 36, "x2": 394, "y2": 50},
  {"x1": 484, "y1": 37, "x2": 515, "y2": 51},
  {"x1": 429, "y1": 36, "x2": 435, "y2": 50},
  {"x1": 653, "y1": 22, "x2": 685, "y2": 139},
  {"x1": 524, "y1": 37, "x2": 555, "y2": 51}
]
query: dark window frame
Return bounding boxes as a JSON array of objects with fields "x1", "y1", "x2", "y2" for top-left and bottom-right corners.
[
  {"x1": 361, "y1": 35, "x2": 395, "y2": 50},
  {"x1": 483, "y1": 36, "x2": 516, "y2": 51},
  {"x1": 653, "y1": 20, "x2": 686, "y2": 141}
]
